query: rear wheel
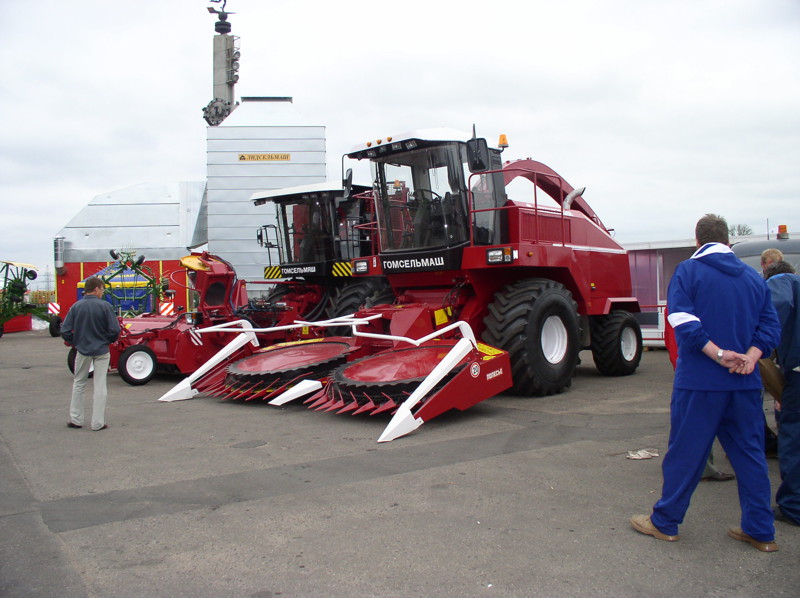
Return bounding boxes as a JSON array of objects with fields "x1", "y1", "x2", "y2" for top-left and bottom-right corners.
[
  {"x1": 67, "y1": 347, "x2": 94, "y2": 378},
  {"x1": 118, "y1": 345, "x2": 157, "y2": 385},
  {"x1": 482, "y1": 279, "x2": 580, "y2": 396},
  {"x1": 590, "y1": 311, "x2": 643, "y2": 376}
]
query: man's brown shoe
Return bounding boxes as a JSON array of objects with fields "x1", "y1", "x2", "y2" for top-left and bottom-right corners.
[
  {"x1": 727, "y1": 527, "x2": 778, "y2": 552},
  {"x1": 630, "y1": 515, "x2": 679, "y2": 542}
]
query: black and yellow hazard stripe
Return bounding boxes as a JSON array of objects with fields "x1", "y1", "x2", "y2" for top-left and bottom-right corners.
[
  {"x1": 263, "y1": 266, "x2": 282, "y2": 280},
  {"x1": 331, "y1": 261, "x2": 353, "y2": 277}
]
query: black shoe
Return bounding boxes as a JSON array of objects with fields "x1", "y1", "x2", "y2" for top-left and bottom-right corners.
[
  {"x1": 93, "y1": 424, "x2": 109, "y2": 431},
  {"x1": 701, "y1": 471, "x2": 735, "y2": 482},
  {"x1": 773, "y1": 506, "x2": 800, "y2": 526},
  {"x1": 67, "y1": 421, "x2": 82, "y2": 429}
]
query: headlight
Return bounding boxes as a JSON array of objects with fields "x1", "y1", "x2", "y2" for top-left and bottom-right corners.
[
  {"x1": 486, "y1": 249, "x2": 504, "y2": 264},
  {"x1": 353, "y1": 260, "x2": 369, "y2": 274},
  {"x1": 486, "y1": 247, "x2": 513, "y2": 264}
]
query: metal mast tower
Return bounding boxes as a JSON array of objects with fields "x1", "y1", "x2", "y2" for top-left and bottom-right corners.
[{"x1": 203, "y1": 0, "x2": 240, "y2": 125}]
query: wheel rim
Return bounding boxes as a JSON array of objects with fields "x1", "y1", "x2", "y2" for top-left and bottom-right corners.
[
  {"x1": 541, "y1": 315, "x2": 568, "y2": 364},
  {"x1": 620, "y1": 326, "x2": 638, "y2": 361},
  {"x1": 127, "y1": 351, "x2": 154, "y2": 380}
]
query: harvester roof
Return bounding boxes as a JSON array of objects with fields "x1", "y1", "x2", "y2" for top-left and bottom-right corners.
[
  {"x1": 347, "y1": 128, "x2": 479, "y2": 161},
  {"x1": 251, "y1": 182, "x2": 370, "y2": 206}
]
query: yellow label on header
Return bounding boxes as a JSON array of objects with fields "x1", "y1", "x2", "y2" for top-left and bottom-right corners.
[{"x1": 238, "y1": 153, "x2": 291, "y2": 161}]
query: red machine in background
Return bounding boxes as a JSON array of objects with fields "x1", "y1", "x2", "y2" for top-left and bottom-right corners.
[
  {"x1": 159, "y1": 129, "x2": 643, "y2": 442},
  {"x1": 63, "y1": 181, "x2": 392, "y2": 385},
  {"x1": 65, "y1": 252, "x2": 301, "y2": 384}
]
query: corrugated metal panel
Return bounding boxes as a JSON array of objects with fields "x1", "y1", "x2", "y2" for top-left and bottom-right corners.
[
  {"x1": 205, "y1": 100, "x2": 326, "y2": 283},
  {"x1": 203, "y1": 225, "x2": 268, "y2": 239},
  {"x1": 207, "y1": 139, "x2": 324, "y2": 152},
  {"x1": 56, "y1": 181, "x2": 207, "y2": 264},
  {"x1": 67, "y1": 204, "x2": 179, "y2": 227},
  {"x1": 207, "y1": 126, "x2": 325, "y2": 140},
  {"x1": 206, "y1": 176, "x2": 325, "y2": 190},
  {"x1": 207, "y1": 163, "x2": 325, "y2": 176}
]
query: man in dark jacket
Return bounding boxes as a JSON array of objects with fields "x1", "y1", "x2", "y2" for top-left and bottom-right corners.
[
  {"x1": 61, "y1": 276, "x2": 121, "y2": 431},
  {"x1": 630, "y1": 214, "x2": 781, "y2": 551},
  {"x1": 764, "y1": 261, "x2": 800, "y2": 526}
]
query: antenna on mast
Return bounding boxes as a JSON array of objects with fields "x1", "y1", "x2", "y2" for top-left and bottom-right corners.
[{"x1": 202, "y1": 1, "x2": 240, "y2": 126}]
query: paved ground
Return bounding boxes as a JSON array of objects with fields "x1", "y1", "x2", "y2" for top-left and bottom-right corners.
[{"x1": 1, "y1": 330, "x2": 798, "y2": 598}]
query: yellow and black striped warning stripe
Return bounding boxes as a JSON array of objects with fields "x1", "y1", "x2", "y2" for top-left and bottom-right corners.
[
  {"x1": 263, "y1": 266, "x2": 282, "y2": 280},
  {"x1": 331, "y1": 261, "x2": 353, "y2": 277}
]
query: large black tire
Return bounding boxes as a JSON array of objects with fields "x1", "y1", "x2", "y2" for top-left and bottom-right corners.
[
  {"x1": 482, "y1": 278, "x2": 581, "y2": 396},
  {"x1": 117, "y1": 345, "x2": 158, "y2": 386},
  {"x1": 590, "y1": 311, "x2": 643, "y2": 376},
  {"x1": 365, "y1": 284, "x2": 396, "y2": 308},
  {"x1": 48, "y1": 316, "x2": 62, "y2": 337},
  {"x1": 328, "y1": 279, "x2": 392, "y2": 319},
  {"x1": 326, "y1": 279, "x2": 393, "y2": 335}
]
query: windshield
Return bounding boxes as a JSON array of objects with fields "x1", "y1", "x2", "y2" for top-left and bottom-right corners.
[
  {"x1": 371, "y1": 143, "x2": 470, "y2": 251},
  {"x1": 276, "y1": 198, "x2": 336, "y2": 264}
]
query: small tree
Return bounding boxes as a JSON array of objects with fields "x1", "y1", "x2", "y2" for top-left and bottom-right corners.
[{"x1": 729, "y1": 223, "x2": 754, "y2": 237}]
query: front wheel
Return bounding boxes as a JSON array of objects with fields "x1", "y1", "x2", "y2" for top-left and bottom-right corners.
[
  {"x1": 118, "y1": 345, "x2": 157, "y2": 385},
  {"x1": 483, "y1": 278, "x2": 581, "y2": 396},
  {"x1": 590, "y1": 311, "x2": 643, "y2": 376}
]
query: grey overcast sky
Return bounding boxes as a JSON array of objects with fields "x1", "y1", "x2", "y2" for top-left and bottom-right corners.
[{"x1": 1, "y1": 0, "x2": 799, "y2": 279}]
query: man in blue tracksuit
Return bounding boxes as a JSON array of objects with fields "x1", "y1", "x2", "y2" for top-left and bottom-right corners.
[
  {"x1": 764, "y1": 261, "x2": 800, "y2": 526},
  {"x1": 631, "y1": 214, "x2": 781, "y2": 552}
]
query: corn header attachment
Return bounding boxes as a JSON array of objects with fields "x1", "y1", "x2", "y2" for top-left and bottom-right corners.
[{"x1": 159, "y1": 308, "x2": 512, "y2": 442}]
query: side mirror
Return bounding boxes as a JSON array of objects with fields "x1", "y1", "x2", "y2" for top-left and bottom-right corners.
[
  {"x1": 466, "y1": 138, "x2": 491, "y2": 173},
  {"x1": 342, "y1": 168, "x2": 353, "y2": 202},
  {"x1": 256, "y1": 228, "x2": 264, "y2": 247}
]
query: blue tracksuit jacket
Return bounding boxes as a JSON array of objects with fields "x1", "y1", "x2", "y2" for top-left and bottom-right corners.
[{"x1": 667, "y1": 243, "x2": 780, "y2": 389}]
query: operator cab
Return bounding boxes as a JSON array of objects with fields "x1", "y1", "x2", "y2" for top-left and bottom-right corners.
[
  {"x1": 253, "y1": 182, "x2": 371, "y2": 279},
  {"x1": 346, "y1": 129, "x2": 507, "y2": 273}
]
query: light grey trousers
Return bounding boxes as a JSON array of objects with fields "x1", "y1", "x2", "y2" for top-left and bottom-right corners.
[{"x1": 69, "y1": 352, "x2": 110, "y2": 430}]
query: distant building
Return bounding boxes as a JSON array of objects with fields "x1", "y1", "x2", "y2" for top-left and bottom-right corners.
[{"x1": 52, "y1": 98, "x2": 326, "y2": 319}]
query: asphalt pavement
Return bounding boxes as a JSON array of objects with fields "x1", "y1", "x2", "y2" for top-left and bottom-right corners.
[{"x1": 1, "y1": 330, "x2": 798, "y2": 598}]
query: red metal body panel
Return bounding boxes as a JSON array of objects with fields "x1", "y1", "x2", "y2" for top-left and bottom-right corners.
[{"x1": 4, "y1": 314, "x2": 33, "y2": 333}]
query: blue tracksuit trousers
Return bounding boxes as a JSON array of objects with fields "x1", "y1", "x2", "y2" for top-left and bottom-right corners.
[
  {"x1": 650, "y1": 388, "x2": 775, "y2": 541},
  {"x1": 776, "y1": 369, "x2": 800, "y2": 523}
]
